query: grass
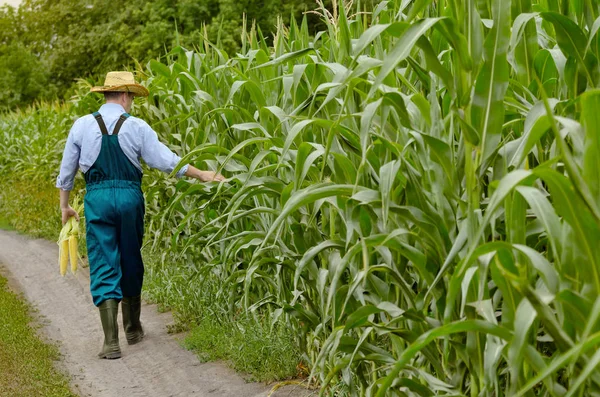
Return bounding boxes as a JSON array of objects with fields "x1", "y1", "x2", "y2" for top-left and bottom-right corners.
[
  {"x1": 142, "y1": 251, "x2": 303, "y2": 382},
  {"x1": 0, "y1": 177, "x2": 62, "y2": 240},
  {"x1": 184, "y1": 315, "x2": 303, "y2": 383},
  {"x1": 0, "y1": 216, "x2": 13, "y2": 231},
  {"x1": 0, "y1": 272, "x2": 76, "y2": 397}
]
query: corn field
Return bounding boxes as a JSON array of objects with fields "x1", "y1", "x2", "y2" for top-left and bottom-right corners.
[{"x1": 2, "y1": 0, "x2": 600, "y2": 395}]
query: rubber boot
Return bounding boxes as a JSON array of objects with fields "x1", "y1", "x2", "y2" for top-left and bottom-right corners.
[
  {"x1": 122, "y1": 295, "x2": 144, "y2": 345},
  {"x1": 97, "y1": 299, "x2": 121, "y2": 359}
]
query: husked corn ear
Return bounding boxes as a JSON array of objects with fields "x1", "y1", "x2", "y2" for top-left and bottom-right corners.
[
  {"x1": 57, "y1": 196, "x2": 83, "y2": 278},
  {"x1": 59, "y1": 239, "x2": 69, "y2": 276},
  {"x1": 69, "y1": 235, "x2": 78, "y2": 274}
]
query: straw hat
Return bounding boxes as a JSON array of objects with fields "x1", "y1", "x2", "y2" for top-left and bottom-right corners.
[{"x1": 90, "y1": 71, "x2": 149, "y2": 97}]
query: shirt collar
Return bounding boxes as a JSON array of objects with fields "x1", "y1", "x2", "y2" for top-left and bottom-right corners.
[{"x1": 99, "y1": 103, "x2": 127, "y2": 115}]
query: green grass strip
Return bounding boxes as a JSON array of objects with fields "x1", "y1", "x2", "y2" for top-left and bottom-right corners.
[
  {"x1": 0, "y1": 273, "x2": 76, "y2": 396},
  {"x1": 0, "y1": 217, "x2": 13, "y2": 231},
  {"x1": 184, "y1": 315, "x2": 302, "y2": 382}
]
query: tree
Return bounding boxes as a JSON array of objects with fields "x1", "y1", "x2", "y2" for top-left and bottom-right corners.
[{"x1": 0, "y1": 0, "x2": 338, "y2": 108}]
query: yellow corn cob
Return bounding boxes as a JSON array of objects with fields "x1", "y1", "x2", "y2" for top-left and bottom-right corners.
[
  {"x1": 69, "y1": 235, "x2": 78, "y2": 274},
  {"x1": 59, "y1": 239, "x2": 69, "y2": 276},
  {"x1": 57, "y1": 196, "x2": 83, "y2": 277}
]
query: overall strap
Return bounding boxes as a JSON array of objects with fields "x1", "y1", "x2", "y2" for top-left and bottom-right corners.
[
  {"x1": 112, "y1": 113, "x2": 130, "y2": 136},
  {"x1": 93, "y1": 112, "x2": 109, "y2": 135},
  {"x1": 92, "y1": 112, "x2": 130, "y2": 135}
]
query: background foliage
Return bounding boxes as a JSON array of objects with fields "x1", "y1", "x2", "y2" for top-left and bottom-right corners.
[
  {"x1": 0, "y1": 0, "x2": 335, "y2": 109},
  {"x1": 2, "y1": 0, "x2": 600, "y2": 395}
]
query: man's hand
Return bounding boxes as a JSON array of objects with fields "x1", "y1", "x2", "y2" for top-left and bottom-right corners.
[
  {"x1": 184, "y1": 165, "x2": 226, "y2": 182},
  {"x1": 59, "y1": 189, "x2": 80, "y2": 225},
  {"x1": 61, "y1": 206, "x2": 80, "y2": 225},
  {"x1": 198, "y1": 170, "x2": 226, "y2": 182}
]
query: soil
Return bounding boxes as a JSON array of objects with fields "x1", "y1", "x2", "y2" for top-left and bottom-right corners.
[{"x1": 0, "y1": 230, "x2": 311, "y2": 397}]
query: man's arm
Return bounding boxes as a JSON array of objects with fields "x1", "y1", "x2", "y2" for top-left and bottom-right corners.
[
  {"x1": 138, "y1": 120, "x2": 224, "y2": 181},
  {"x1": 57, "y1": 120, "x2": 82, "y2": 225}
]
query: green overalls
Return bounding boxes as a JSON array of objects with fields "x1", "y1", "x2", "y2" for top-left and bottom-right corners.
[{"x1": 84, "y1": 112, "x2": 145, "y2": 307}]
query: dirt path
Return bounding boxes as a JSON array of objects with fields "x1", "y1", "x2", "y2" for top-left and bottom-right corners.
[{"x1": 0, "y1": 230, "x2": 309, "y2": 397}]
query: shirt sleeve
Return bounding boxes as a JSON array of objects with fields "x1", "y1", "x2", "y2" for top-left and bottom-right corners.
[
  {"x1": 55, "y1": 121, "x2": 82, "y2": 191},
  {"x1": 139, "y1": 121, "x2": 189, "y2": 178}
]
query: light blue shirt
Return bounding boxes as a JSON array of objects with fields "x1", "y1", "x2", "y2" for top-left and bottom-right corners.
[{"x1": 56, "y1": 103, "x2": 189, "y2": 191}]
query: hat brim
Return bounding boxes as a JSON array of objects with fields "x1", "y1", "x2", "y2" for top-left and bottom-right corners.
[{"x1": 90, "y1": 84, "x2": 149, "y2": 97}]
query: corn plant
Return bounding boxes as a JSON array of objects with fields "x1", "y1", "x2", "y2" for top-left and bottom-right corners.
[{"x1": 129, "y1": 0, "x2": 600, "y2": 394}]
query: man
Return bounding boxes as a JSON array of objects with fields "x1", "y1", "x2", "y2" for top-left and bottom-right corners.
[{"x1": 56, "y1": 71, "x2": 224, "y2": 359}]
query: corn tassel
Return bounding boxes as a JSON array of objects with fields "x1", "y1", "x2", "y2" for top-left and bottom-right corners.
[{"x1": 69, "y1": 235, "x2": 78, "y2": 274}]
